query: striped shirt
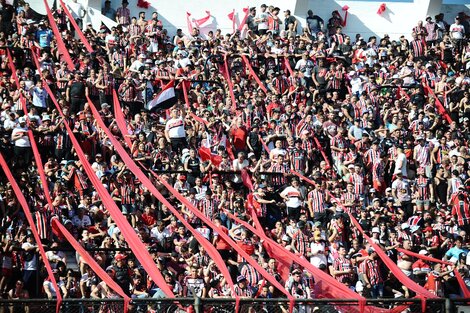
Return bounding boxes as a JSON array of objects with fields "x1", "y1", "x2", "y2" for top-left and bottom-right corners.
[
  {"x1": 361, "y1": 258, "x2": 382, "y2": 285},
  {"x1": 333, "y1": 257, "x2": 353, "y2": 283},
  {"x1": 308, "y1": 189, "x2": 326, "y2": 213},
  {"x1": 292, "y1": 229, "x2": 309, "y2": 257}
]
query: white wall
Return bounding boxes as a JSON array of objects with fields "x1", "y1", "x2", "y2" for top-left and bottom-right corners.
[{"x1": 32, "y1": 0, "x2": 469, "y2": 41}]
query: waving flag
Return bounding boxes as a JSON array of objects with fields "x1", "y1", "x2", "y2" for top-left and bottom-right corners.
[{"x1": 147, "y1": 80, "x2": 177, "y2": 112}]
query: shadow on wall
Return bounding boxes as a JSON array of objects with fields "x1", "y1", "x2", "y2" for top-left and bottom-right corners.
[{"x1": 293, "y1": 0, "x2": 377, "y2": 41}]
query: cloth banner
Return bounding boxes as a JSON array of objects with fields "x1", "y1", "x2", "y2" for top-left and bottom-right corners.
[
  {"x1": 342, "y1": 5, "x2": 350, "y2": 27},
  {"x1": 423, "y1": 83, "x2": 452, "y2": 124},
  {"x1": 397, "y1": 248, "x2": 470, "y2": 298},
  {"x1": 238, "y1": 7, "x2": 250, "y2": 31},
  {"x1": 223, "y1": 54, "x2": 237, "y2": 111},
  {"x1": 51, "y1": 218, "x2": 131, "y2": 308},
  {"x1": 113, "y1": 90, "x2": 133, "y2": 148},
  {"x1": 0, "y1": 152, "x2": 62, "y2": 313},
  {"x1": 240, "y1": 55, "x2": 267, "y2": 93},
  {"x1": 228, "y1": 9, "x2": 236, "y2": 33},
  {"x1": 377, "y1": 3, "x2": 387, "y2": 15},
  {"x1": 284, "y1": 57, "x2": 294, "y2": 77},
  {"x1": 43, "y1": 0, "x2": 75, "y2": 70},
  {"x1": 186, "y1": 12, "x2": 193, "y2": 34},
  {"x1": 59, "y1": 0, "x2": 93, "y2": 52},
  {"x1": 198, "y1": 146, "x2": 222, "y2": 167},
  {"x1": 84, "y1": 97, "x2": 238, "y2": 304},
  {"x1": 30, "y1": 50, "x2": 175, "y2": 298}
]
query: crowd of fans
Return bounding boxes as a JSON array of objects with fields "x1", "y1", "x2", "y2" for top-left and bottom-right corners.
[{"x1": 0, "y1": 0, "x2": 470, "y2": 308}]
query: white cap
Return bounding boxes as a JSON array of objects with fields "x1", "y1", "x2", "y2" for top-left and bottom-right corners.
[
  {"x1": 419, "y1": 249, "x2": 429, "y2": 255},
  {"x1": 372, "y1": 227, "x2": 380, "y2": 234},
  {"x1": 401, "y1": 223, "x2": 410, "y2": 230}
]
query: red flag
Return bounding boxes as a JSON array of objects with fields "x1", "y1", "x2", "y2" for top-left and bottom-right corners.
[
  {"x1": 198, "y1": 147, "x2": 222, "y2": 167},
  {"x1": 342, "y1": 5, "x2": 350, "y2": 27},
  {"x1": 377, "y1": 3, "x2": 386, "y2": 15},
  {"x1": 238, "y1": 6, "x2": 250, "y2": 31},
  {"x1": 228, "y1": 9, "x2": 236, "y2": 32},
  {"x1": 186, "y1": 12, "x2": 193, "y2": 33},
  {"x1": 195, "y1": 11, "x2": 211, "y2": 27}
]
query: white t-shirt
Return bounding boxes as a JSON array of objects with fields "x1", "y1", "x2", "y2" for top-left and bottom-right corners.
[
  {"x1": 11, "y1": 126, "x2": 31, "y2": 147},
  {"x1": 32, "y1": 87, "x2": 47, "y2": 108},
  {"x1": 394, "y1": 152, "x2": 408, "y2": 176},
  {"x1": 22, "y1": 242, "x2": 37, "y2": 270},
  {"x1": 280, "y1": 186, "x2": 302, "y2": 208},
  {"x1": 165, "y1": 117, "x2": 185, "y2": 139},
  {"x1": 310, "y1": 241, "x2": 327, "y2": 268},
  {"x1": 257, "y1": 12, "x2": 269, "y2": 30},
  {"x1": 449, "y1": 23, "x2": 465, "y2": 40}
]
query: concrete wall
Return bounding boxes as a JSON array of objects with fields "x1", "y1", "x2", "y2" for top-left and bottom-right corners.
[{"x1": 31, "y1": 0, "x2": 469, "y2": 40}]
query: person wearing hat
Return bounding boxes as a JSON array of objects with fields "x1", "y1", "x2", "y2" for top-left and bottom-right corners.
[
  {"x1": 91, "y1": 266, "x2": 122, "y2": 299},
  {"x1": 424, "y1": 15, "x2": 438, "y2": 47},
  {"x1": 112, "y1": 253, "x2": 130, "y2": 295},
  {"x1": 285, "y1": 268, "x2": 310, "y2": 298},
  {"x1": 309, "y1": 229, "x2": 328, "y2": 271}
]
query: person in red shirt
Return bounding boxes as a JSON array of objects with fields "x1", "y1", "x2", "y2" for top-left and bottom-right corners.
[{"x1": 230, "y1": 118, "x2": 248, "y2": 153}]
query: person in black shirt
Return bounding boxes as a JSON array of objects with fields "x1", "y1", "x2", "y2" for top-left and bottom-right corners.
[{"x1": 66, "y1": 71, "x2": 88, "y2": 115}]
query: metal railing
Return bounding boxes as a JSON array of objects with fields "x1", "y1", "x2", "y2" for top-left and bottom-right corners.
[{"x1": 0, "y1": 297, "x2": 465, "y2": 313}]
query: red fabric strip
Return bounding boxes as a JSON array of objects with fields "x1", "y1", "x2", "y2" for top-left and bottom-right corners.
[
  {"x1": 342, "y1": 6, "x2": 349, "y2": 27},
  {"x1": 397, "y1": 248, "x2": 470, "y2": 297},
  {"x1": 423, "y1": 84, "x2": 452, "y2": 124},
  {"x1": 238, "y1": 7, "x2": 250, "y2": 31},
  {"x1": 7, "y1": 49, "x2": 53, "y2": 208},
  {"x1": 112, "y1": 90, "x2": 133, "y2": 148},
  {"x1": 0, "y1": 152, "x2": 62, "y2": 312},
  {"x1": 58, "y1": 0, "x2": 93, "y2": 53},
  {"x1": 151, "y1": 172, "x2": 294, "y2": 301},
  {"x1": 284, "y1": 57, "x2": 294, "y2": 77},
  {"x1": 195, "y1": 11, "x2": 211, "y2": 27},
  {"x1": 228, "y1": 10, "x2": 236, "y2": 32},
  {"x1": 43, "y1": 0, "x2": 75, "y2": 71},
  {"x1": 186, "y1": 12, "x2": 193, "y2": 33},
  {"x1": 84, "y1": 96, "x2": 238, "y2": 298},
  {"x1": 223, "y1": 54, "x2": 237, "y2": 111},
  {"x1": 51, "y1": 218, "x2": 131, "y2": 304},
  {"x1": 30, "y1": 50, "x2": 175, "y2": 298},
  {"x1": 181, "y1": 79, "x2": 190, "y2": 109},
  {"x1": 189, "y1": 112, "x2": 209, "y2": 126},
  {"x1": 240, "y1": 55, "x2": 267, "y2": 93}
]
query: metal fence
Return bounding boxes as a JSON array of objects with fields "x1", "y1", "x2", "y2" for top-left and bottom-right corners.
[{"x1": 0, "y1": 297, "x2": 464, "y2": 313}]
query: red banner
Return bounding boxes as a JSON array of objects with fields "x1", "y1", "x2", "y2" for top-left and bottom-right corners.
[
  {"x1": 58, "y1": 0, "x2": 93, "y2": 53},
  {"x1": 52, "y1": 218, "x2": 131, "y2": 306},
  {"x1": 238, "y1": 7, "x2": 250, "y2": 31},
  {"x1": 228, "y1": 9, "x2": 236, "y2": 32},
  {"x1": 423, "y1": 83, "x2": 452, "y2": 124},
  {"x1": 112, "y1": 90, "x2": 133, "y2": 148},
  {"x1": 43, "y1": 0, "x2": 74, "y2": 70},
  {"x1": 342, "y1": 5, "x2": 350, "y2": 27},
  {"x1": 198, "y1": 146, "x2": 222, "y2": 167},
  {"x1": 84, "y1": 97, "x2": 238, "y2": 302},
  {"x1": 223, "y1": 54, "x2": 237, "y2": 111},
  {"x1": 240, "y1": 55, "x2": 267, "y2": 93},
  {"x1": 30, "y1": 50, "x2": 175, "y2": 298},
  {"x1": 194, "y1": 11, "x2": 211, "y2": 27},
  {"x1": 284, "y1": 57, "x2": 294, "y2": 77},
  {"x1": 0, "y1": 152, "x2": 62, "y2": 312}
]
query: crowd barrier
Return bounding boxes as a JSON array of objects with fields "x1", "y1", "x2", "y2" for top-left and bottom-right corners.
[{"x1": 0, "y1": 297, "x2": 463, "y2": 313}]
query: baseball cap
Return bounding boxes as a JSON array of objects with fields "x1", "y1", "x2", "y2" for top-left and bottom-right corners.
[
  {"x1": 115, "y1": 254, "x2": 127, "y2": 261},
  {"x1": 372, "y1": 227, "x2": 380, "y2": 234},
  {"x1": 419, "y1": 249, "x2": 429, "y2": 255}
]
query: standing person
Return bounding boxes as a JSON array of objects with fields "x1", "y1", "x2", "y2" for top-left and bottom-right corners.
[
  {"x1": 0, "y1": 0, "x2": 15, "y2": 35},
  {"x1": 21, "y1": 235, "x2": 39, "y2": 298},
  {"x1": 449, "y1": 16, "x2": 465, "y2": 53},
  {"x1": 256, "y1": 4, "x2": 269, "y2": 36},
  {"x1": 283, "y1": 9, "x2": 297, "y2": 32},
  {"x1": 450, "y1": 190, "x2": 470, "y2": 232},
  {"x1": 306, "y1": 9, "x2": 324, "y2": 39},
  {"x1": 392, "y1": 172, "x2": 413, "y2": 219},
  {"x1": 112, "y1": 254, "x2": 130, "y2": 296},
  {"x1": 360, "y1": 248, "x2": 383, "y2": 298},
  {"x1": 116, "y1": 0, "x2": 131, "y2": 26},
  {"x1": 101, "y1": 0, "x2": 116, "y2": 20},
  {"x1": 66, "y1": 71, "x2": 88, "y2": 115},
  {"x1": 66, "y1": 0, "x2": 86, "y2": 30},
  {"x1": 424, "y1": 15, "x2": 438, "y2": 47},
  {"x1": 332, "y1": 246, "x2": 354, "y2": 283},
  {"x1": 268, "y1": 7, "x2": 281, "y2": 36},
  {"x1": 11, "y1": 116, "x2": 31, "y2": 169},
  {"x1": 165, "y1": 106, "x2": 186, "y2": 154}
]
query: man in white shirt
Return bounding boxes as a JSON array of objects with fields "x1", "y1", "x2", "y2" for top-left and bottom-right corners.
[
  {"x1": 450, "y1": 16, "x2": 465, "y2": 53},
  {"x1": 256, "y1": 4, "x2": 269, "y2": 35},
  {"x1": 11, "y1": 116, "x2": 31, "y2": 168},
  {"x1": 165, "y1": 107, "x2": 186, "y2": 153}
]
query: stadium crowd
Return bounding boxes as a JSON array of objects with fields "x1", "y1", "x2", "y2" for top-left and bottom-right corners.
[{"x1": 0, "y1": 0, "x2": 470, "y2": 307}]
